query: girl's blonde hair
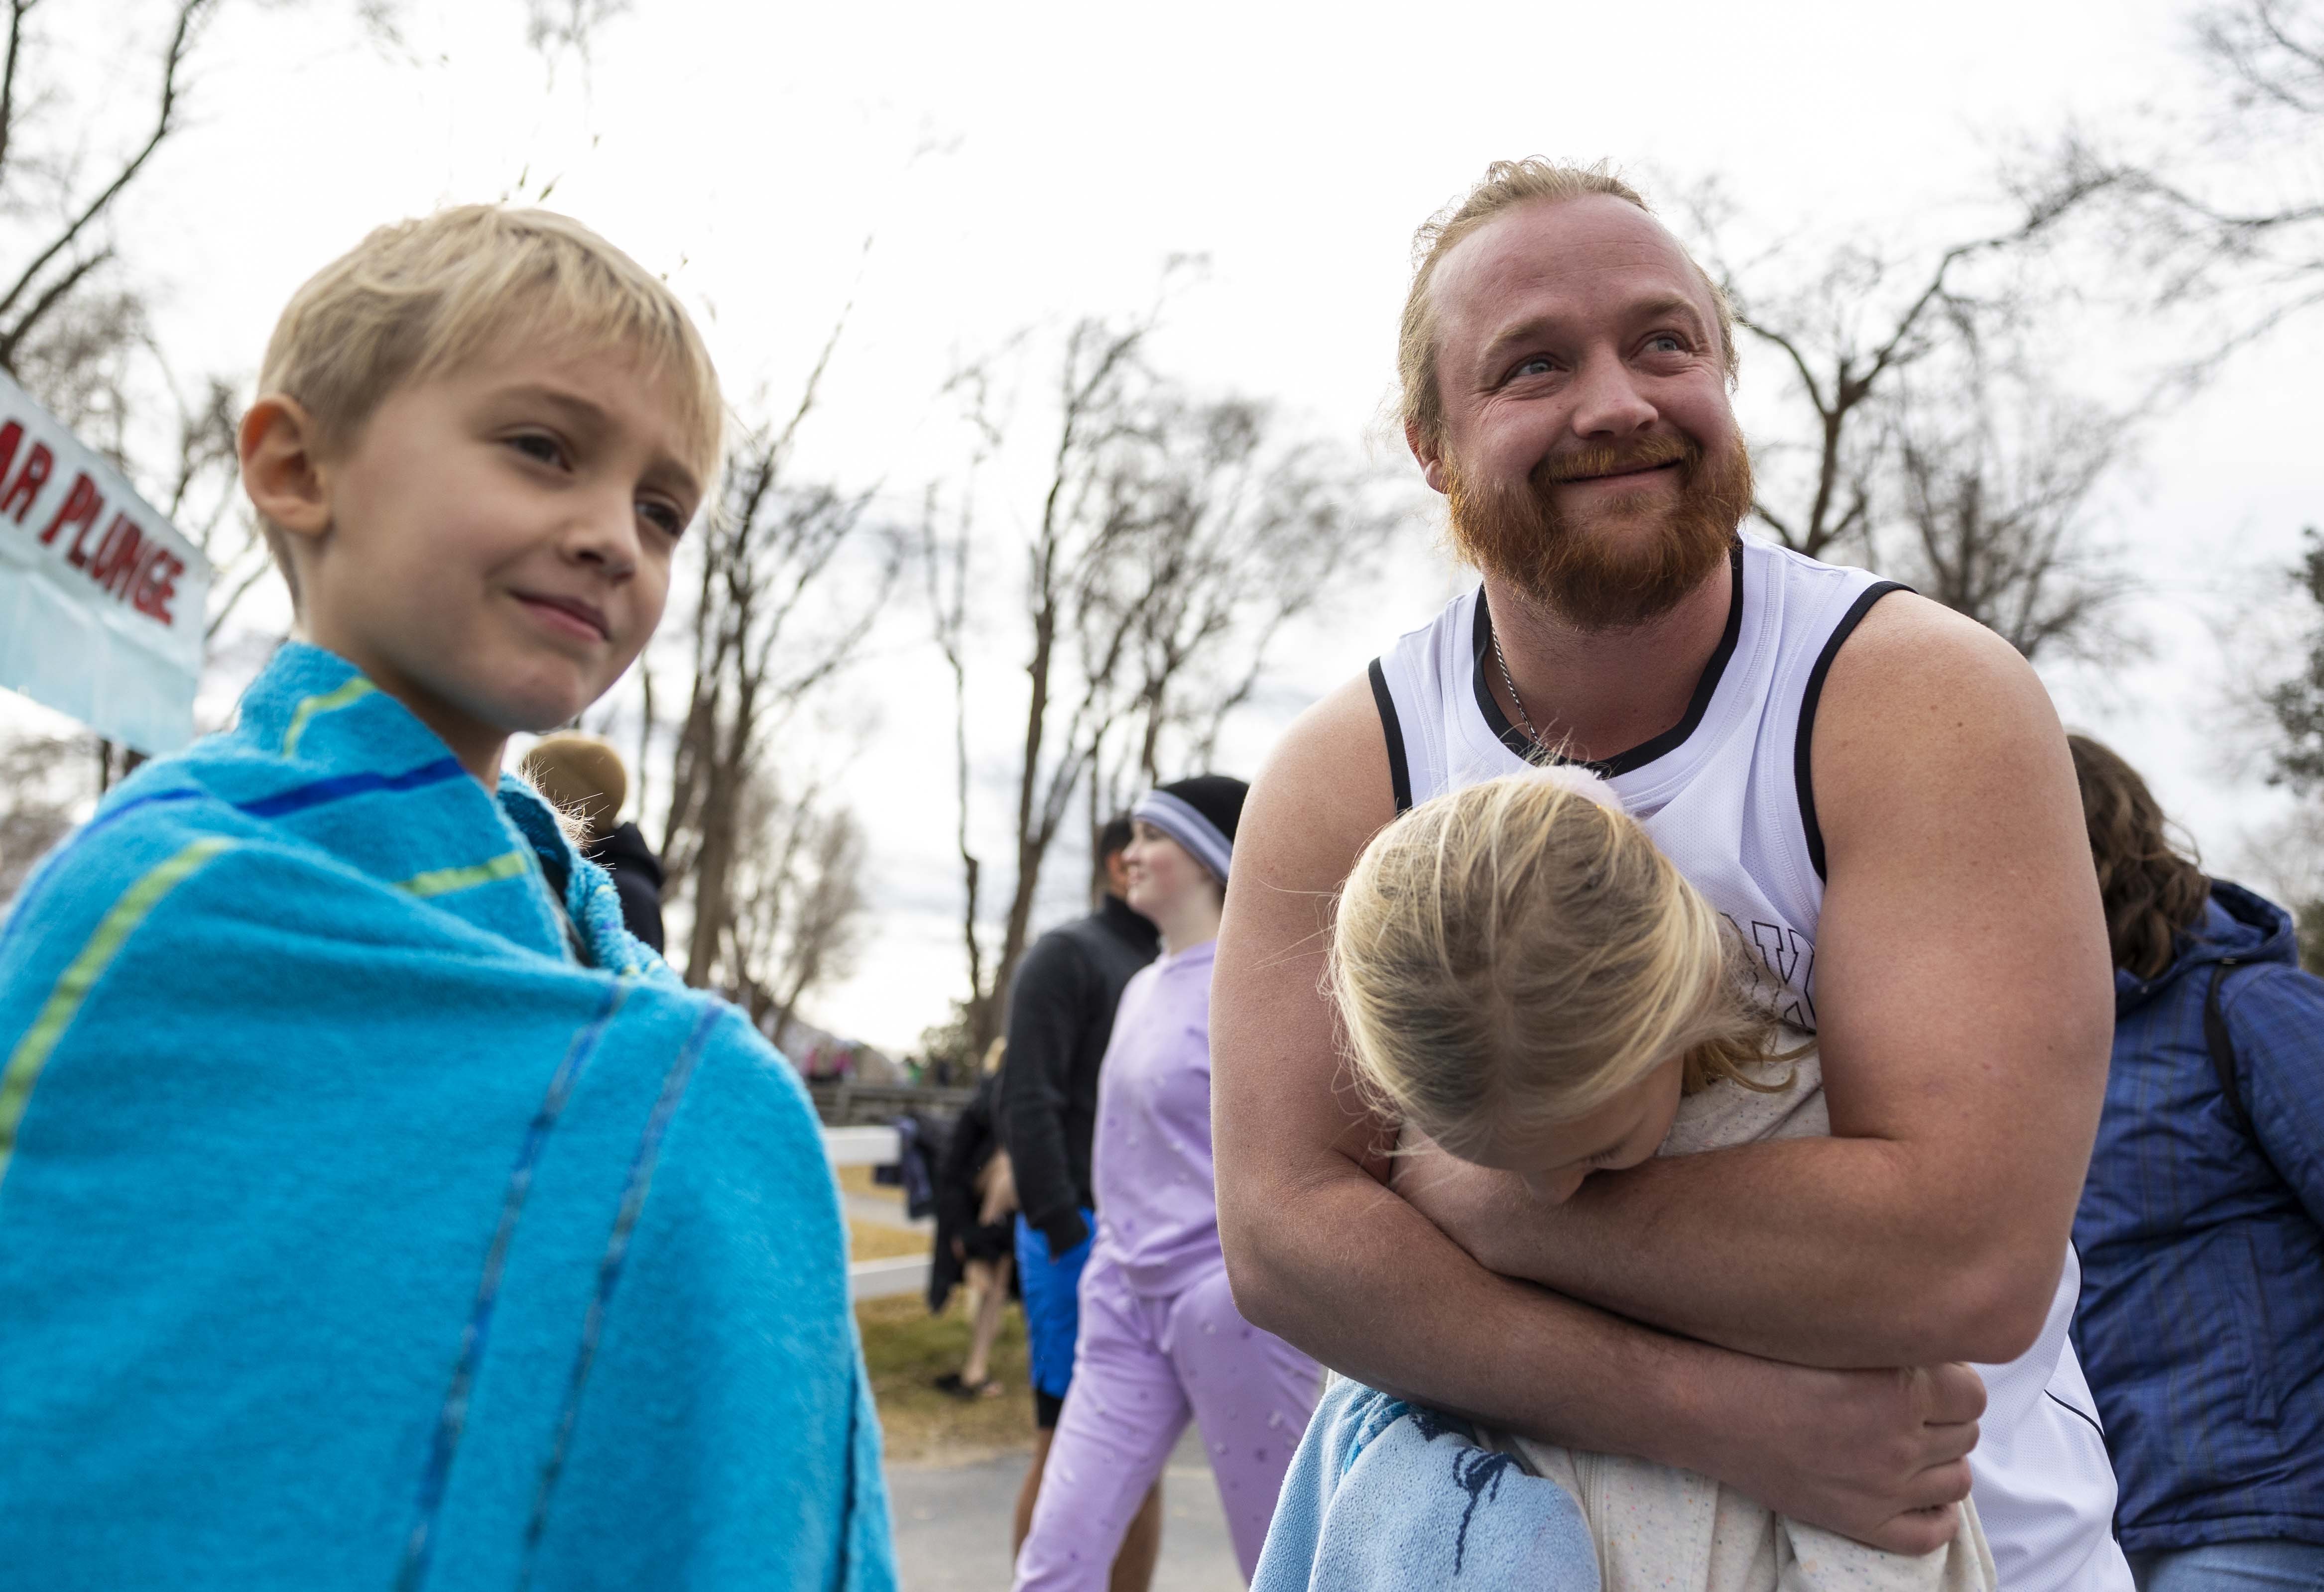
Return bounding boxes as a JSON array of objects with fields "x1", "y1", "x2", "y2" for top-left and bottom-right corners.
[{"x1": 1329, "y1": 772, "x2": 1780, "y2": 1158}]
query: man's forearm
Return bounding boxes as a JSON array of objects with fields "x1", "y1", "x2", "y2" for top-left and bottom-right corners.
[
  {"x1": 1419, "y1": 1137, "x2": 2059, "y2": 1367},
  {"x1": 1221, "y1": 1152, "x2": 1731, "y2": 1469}
]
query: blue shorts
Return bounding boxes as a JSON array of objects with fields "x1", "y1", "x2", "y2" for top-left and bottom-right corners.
[{"x1": 1015, "y1": 1211, "x2": 1095, "y2": 1405}]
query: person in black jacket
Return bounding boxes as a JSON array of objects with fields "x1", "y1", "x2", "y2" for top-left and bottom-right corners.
[
  {"x1": 1000, "y1": 814, "x2": 1162, "y2": 1590},
  {"x1": 929, "y1": 1041, "x2": 1018, "y2": 1400},
  {"x1": 520, "y1": 732, "x2": 667, "y2": 953}
]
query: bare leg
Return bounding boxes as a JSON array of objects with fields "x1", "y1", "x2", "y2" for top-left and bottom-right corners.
[
  {"x1": 962, "y1": 1255, "x2": 1011, "y2": 1388},
  {"x1": 1012, "y1": 1426, "x2": 1052, "y2": 1558},
  {"x1": 1013, "y1": 1425, "x2": 1162, "y2": 1590},
  {"x1": 1110, "y1": 1481, "x2": 1163, "y2": 1592}
]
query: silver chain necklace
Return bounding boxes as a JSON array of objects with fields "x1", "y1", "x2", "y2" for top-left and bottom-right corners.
[{"x1": 1489, "y1": 627, "x2": 1554, "y2": 759}]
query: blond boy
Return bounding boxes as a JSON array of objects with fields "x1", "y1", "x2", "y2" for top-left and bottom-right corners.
[{"x1": 0, "y1": 208, "x2": 894, "y2": 1590}]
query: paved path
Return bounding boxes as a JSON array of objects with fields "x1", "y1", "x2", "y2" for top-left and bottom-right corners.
[{"x1": 887, "y1": 1426, "x2": 1243, "y2": 1591}]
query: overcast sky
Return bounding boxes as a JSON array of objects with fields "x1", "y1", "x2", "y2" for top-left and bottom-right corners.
[{"x1": 24, "y1": 0, "x2": 2321, "y2": 1051}]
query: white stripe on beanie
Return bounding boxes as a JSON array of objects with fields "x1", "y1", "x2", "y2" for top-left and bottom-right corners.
[{"x1": 1130, "y1": 789, "x2": 1233, "y2": 883}]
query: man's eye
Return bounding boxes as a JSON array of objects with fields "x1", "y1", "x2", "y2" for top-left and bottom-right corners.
[
  {"x1": 1510, "y1": 355, "x2": 1556, "y2": 379},
  {"x1": 1645, "y1": 334, "x2": 1687, "y2": 354}
]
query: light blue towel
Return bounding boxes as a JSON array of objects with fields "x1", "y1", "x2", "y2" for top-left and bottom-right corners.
[
  {"x1": 1252, "y1": 1378, "x2": 1600, "y2": 1592},
  {"x1": 0, "y1": 642, "x2": 895, "y2": 1591}
]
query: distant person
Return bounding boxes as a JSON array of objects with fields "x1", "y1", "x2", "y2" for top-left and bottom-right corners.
[
  {"x1": 999, "y1": 813, "x2": 1163, "y2": 1590},
  {"x1": 0, "y1": 206, "x2": 890, "y2": 1588},
  {"x1": 1014, "y1": 777, "x2": 1321, "y2": 1592},
  {"x1": 520, "y1": 730, "x2": 666, "y2": 953},
  {"x1": 2066, "y1": 734, "x2": 2324, "y2": 1592},
  {"x1": 930, "y1": 1038, "x2": 1017, "y2": 1401}
]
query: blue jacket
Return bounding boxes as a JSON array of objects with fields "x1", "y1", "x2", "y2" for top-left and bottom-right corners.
[
  {"x1": 0, "y1": 644, "x2": 894, "y2": 1591},
  {"x1": 2072, "y1": 880, "x2": 2324, "y2": 1553}
]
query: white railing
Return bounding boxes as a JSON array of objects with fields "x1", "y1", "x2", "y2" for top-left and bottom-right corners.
[{"x1": 822, "y1": 1125, "x2": 931, "y2": 1301}]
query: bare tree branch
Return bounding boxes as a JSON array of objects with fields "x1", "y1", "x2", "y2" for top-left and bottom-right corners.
[{"x1": 0, "y1": 0, "x2": 213, "y2": 338}]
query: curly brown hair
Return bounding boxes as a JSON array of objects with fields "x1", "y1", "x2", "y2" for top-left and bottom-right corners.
[{"x1": 2068, "y1": 734, "x2": 2210, "y2": 979}]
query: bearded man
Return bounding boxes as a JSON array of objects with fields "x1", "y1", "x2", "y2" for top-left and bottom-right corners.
[{"x1": 1212, "y1": 160, "x2": 2131, "y2": 1590}]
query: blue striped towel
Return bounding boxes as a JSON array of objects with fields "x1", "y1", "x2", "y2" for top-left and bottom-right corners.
[{"x1": 0, "y1": 641, "x2": 894, "y2": 1591}]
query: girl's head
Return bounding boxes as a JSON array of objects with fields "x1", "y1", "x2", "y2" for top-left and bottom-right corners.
[
  {"x1": 1125, "y1": 776, "x2": 1247, "y2": 925},
  {"x1": 2066, "y1": 732, "x2": 2208, "y2": 979},
  {"x1": 1329, "y1": 768, "x2": 1777, "y2": 1201}
]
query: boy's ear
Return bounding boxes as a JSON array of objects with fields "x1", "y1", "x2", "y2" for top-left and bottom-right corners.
[{"x1": 239, "y1": 395, "x2": 332, "y2": 540}]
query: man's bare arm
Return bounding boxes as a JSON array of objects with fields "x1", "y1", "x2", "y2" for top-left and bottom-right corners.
[
  {"x1": 1212, "y1": 674, "x2": 1984, "y2": 1556},
  {"x1": 1398, "y1": 597, "x2": 2114, "y2": 1368}
]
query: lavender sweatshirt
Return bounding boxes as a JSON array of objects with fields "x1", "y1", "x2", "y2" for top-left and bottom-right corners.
[{"x1": 1089, "y1": 938, "x2": 1224, "y2": 1298}]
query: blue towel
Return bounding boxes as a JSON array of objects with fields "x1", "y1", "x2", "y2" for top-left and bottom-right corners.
[
  {"x1": 1252, "y1": 1378, "x2": 1600, "y2": 1592},
  {"x1": 0, "y1": 643, "x2": 895, "y2": 1592}
]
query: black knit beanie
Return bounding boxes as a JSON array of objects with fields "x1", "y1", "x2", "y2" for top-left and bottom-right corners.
[{"x1": 1131, "y1": 774, "x2": 1249, "y2": 882}]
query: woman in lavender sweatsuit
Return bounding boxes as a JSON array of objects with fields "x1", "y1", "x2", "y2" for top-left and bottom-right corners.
[{"x1": 1013, "y1": 776, "x2": 1323, "y2": 1590}]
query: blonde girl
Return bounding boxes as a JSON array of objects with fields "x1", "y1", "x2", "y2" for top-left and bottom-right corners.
[{"x1": 1314, "y1": 765, "x2": 1996, "y2": 1592}]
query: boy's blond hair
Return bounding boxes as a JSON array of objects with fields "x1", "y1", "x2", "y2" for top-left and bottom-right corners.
[
  {"x1": 255, "y1": 205, "x2": 724, "y2": 605},
  {"x1": 1329, "y1": 772, "x2": 1780, "y2": 1160}
]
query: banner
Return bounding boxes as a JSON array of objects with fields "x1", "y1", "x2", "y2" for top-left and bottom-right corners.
[{"x1": 0, "y1": 370, "x2": 211, "y2": 754}]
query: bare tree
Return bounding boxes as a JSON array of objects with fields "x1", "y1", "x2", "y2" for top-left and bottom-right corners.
[
  {"x1": 1879, "y1": 360, "x2": 2139, "y2": 663},
  {"x1": 929, "y1": 317, "x2": 1393, "y2": 1054},
  {"x1": 718, "y1": 773, "x2": 871, "y2": 1040},
  {"x1": 928, "y1": 316, "x2": 1153, "y2": 1053},
  {"x1": 1686, "y1": 169, "x2": 2117, "y2": 562},
  {"x1": 0, "y1": 731, "x2": 87, "y2": 904},
  {"x1": 1085, "y1": 394, "x2": 1397, "y2": 817},
  {"x1": 654, "y1": 342, "x2": 899, "y2": 990},
  {"x1": 2051, "y1": 0, "x2": 2324, "y2": 369},
  {"x1": 0, "y1": 0, "x2": 217, "y2": 382}
]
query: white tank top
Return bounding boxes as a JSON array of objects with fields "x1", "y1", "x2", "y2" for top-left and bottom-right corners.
[{"x1": 1370, "y1": 538, "x2": 2130, "y2": 1592}]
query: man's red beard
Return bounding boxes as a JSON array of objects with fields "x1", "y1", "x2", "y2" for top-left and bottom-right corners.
[{"x1": 1444, "y1": 431, "x2": 1755, "y2": 631}]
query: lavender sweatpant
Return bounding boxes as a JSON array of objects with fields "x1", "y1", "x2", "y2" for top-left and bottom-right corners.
[{"x1": 1012, "y1": 1255, "x2": 1321, "y2": 1589}]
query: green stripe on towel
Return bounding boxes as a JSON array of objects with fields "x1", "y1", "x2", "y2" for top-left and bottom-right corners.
[
  {"x1": 281, "y1": 678, "x2": 376, "y2": 758},
  {"x1": 0, "y1": 837, "x2": 237, "y2": 1184},
  {"x1": 399, "y1": 850, "x2": 531, "y2": 900}
]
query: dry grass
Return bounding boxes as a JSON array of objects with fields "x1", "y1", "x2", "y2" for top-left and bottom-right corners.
[
  {"x1": 834, "y1": 1163, "x2": 886, "y2": 1198},
  {"x1": 849, "y1": 1218, "x2": 932, "y2": 1261},
  {"x1": 857, "y1": 1291, "x2": 1033, "y2": 1464}
]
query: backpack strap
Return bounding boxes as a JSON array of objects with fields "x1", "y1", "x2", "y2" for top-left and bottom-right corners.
[{"x1": 2203, "y1": 958, "x2": 2251, "y2": 1137}]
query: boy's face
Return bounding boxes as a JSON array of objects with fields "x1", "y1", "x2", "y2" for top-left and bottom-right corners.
[{"x1": 263, "y1": 345, "x2": 703, "y2": 780}]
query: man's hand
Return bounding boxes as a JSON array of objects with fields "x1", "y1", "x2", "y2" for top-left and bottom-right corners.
[
  {"x1": 1392, "y1": 1135, "x2": 1989, "y2": 1553},
  {"x1": 1686, "y1": 1358, "x2": 1986, "y2": 1555}
]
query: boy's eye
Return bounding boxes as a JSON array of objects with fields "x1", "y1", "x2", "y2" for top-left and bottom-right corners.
[
  {"x1": 507, "y1": 432, "x2": 567, "y2": 467},
  {"x1": 638, "y1": 498, "x2": 687, "y2": 539}
]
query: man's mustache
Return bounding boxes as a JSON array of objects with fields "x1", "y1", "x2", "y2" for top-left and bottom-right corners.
[{"x1": 1534, "y1": 434, "x2": 1697, "y2": 485}]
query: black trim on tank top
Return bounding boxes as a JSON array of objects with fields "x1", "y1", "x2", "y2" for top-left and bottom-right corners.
[
  {"x1": 1469, "y1": 545, "x2": 1745, "y2": 776},
  {"x1": 1795, "y1": 581, "x2": 1909, "y2": 881},
  {"x1": 1368, "y1": 657, "x2": 1415, "y2": 815}
]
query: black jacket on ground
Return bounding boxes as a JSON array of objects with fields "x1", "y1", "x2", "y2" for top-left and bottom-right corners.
[
  {"x1": 998, "y1": 894, "x2": 1158, "y2": 1254},
  {"x1": 586, "y1": 821, "x2": 666, "y2": 953}
]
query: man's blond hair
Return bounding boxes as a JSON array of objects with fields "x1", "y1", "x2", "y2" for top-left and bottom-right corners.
[
  {"x1": 1397, "y1": 160, "x2": 1738, "y2": 450},
  {"x1": 255, "y1": 205, "x2": 724, "y2": 604}
]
